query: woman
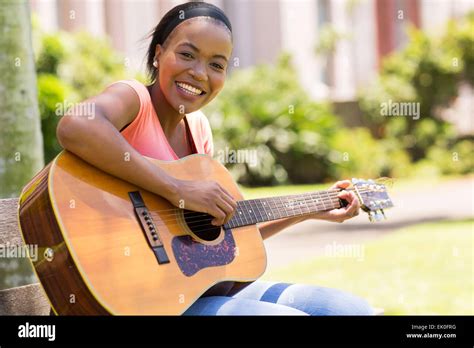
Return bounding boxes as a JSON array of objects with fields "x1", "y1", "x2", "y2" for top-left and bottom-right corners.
[{"x1": 57, "y1": 1, "x2": 373, "y2": 315}]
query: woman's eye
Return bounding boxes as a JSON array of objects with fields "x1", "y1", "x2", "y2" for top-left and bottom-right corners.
[
  {"x1": 180, "y1": 52, "x2": 193, "y2": 59},
  {"x1": 211, "y1": 63, "x2": 224, "y2": 70}
]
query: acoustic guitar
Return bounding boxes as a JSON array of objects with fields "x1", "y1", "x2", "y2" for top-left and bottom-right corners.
[{"x1": 18, "y1": 150, "x2": 393, "y2": 315}]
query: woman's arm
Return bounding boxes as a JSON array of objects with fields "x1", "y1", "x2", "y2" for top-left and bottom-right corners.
[
  {"x1": 56, "y1": 84, "x2": 236, "y2": 226},
  {"x1": 258, "y1": 216, "x2": 307, "y2": 240},
  {"x1": 257, "y1": 180, "x2": 360, "y2": 240},
  {"x1": 57, "y1": 83, "x2": 180, "y2": 201}
]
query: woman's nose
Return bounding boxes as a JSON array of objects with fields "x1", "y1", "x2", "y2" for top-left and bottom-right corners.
[{"x1": 190, "y1": 62, "x2": 207, "y2": 81}]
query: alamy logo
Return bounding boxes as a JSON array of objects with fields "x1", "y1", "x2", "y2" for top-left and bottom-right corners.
[
  {"x1": 0, "y1": 243, "x2": 38, "y2": 261},
  {"x1": 380, "y1": 99, "x2": 420, "y2": 120},
  {"x1": 18, "y1": 322, "x2": 56, "y2": 341}
]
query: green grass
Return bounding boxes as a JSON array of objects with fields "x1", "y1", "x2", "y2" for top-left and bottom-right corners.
[
  {"x1": 238, "y1": 174, "x2": 473, "y2": 199},
  {"x1": 261, "y1": 218, "x2": 473, "y2": 315},
  {"x1": 239, "y1": 183, "x2": 328, "y2": 199}
]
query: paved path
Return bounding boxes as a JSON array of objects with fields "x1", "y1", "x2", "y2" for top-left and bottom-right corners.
[{"x1": 263, "y1": 176, "x2": 473, "y2": 270}]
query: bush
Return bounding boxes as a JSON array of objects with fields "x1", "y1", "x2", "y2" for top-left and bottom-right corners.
[
  {"x1": 34, "y1": 28, "x2": 127, "y2": 162},
  {"x1": 358, "y1": 12, "x2": 474, "y2": 171},
  {"x1": 37, "y1": 74, "x2": 71, "y2": 162},
  {"x1": 205, "y1": 54, "x2": 394, "y2": 185},
  {"x1": 420, "y1": 139, "x2": 473, "y2": 176},
  {"x1": 328, "y1": 128, "x2": 411, "y2": 180}
]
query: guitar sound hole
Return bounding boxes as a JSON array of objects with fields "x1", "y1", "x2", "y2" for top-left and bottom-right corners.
[{"x1": 183, "y1": 210, "x2": 222, "y2": 242}]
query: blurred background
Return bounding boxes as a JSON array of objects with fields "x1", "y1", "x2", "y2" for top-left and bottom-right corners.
[{"x1": 0, "y1": 0, "x2": 473, "y2": 314}]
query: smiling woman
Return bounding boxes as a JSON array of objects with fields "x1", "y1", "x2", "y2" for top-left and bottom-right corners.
[{"x1": 54, "y1": 1, "x2": 372, "y2": 316}]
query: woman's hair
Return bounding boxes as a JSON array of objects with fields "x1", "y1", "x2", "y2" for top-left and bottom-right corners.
[{"x1": 146, "y1": 1, "x2": 232, "y2": 82}]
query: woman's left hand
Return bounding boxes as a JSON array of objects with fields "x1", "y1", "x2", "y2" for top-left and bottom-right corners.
[{"x1": 310, "y1": 180, "x2": 360, "y2": 223}]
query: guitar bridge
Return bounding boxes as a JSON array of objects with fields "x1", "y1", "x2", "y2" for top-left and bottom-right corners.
[{"x1": 128, "y1": 191, "x2": 169, "y2": 265}]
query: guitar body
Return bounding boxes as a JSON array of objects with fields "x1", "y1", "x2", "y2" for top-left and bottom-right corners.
[{"x1": 18, "y1": 151, "x2": 266, "y2": 315}]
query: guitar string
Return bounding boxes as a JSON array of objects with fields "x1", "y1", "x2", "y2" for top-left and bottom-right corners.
[
  {"x1": 144, "y1": 188, "x2": 379, "y2": 230},
  {"x1": 152, "y1": 195, "x2": 341, "y2": 229},
  {"x1": 145, "y1": 189, "x2": 378, "y2": 230},
  {"x1": 151, "y1": 198, "x2": 344, "y2": 234},
  {"x1": 145, "y1": 187, "x2": 377, "y2": 223},
  {"x1": 146, "y1": 190, "x2": 376, "y2": 220},
  {"x1": 137, "y1": 187, "x2": 376, "y2": 215}
]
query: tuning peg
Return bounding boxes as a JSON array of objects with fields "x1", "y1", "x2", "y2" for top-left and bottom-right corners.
[
  {"x1": 374, "y1": 209, "x2": 388, "y2": 221},
  {"x1": 374, "y1": 210, "x2": 384, "y2": 221},
  {"x1": 368, "y1": 211, "x2": 375, "y2": 222}
]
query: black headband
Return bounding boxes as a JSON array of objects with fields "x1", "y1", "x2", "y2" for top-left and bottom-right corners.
[{"x1": 159, "y1": 6, "x2": 232, "y2": 44}]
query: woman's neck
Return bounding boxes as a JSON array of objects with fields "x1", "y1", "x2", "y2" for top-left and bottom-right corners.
[{"x1": 148, "y1": 82, "x2": 184, "y2": 137}]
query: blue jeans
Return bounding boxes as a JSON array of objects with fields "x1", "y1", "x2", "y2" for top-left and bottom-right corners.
[{"x1": 183, "y1": 281, "x2": 374, "y2": 315}]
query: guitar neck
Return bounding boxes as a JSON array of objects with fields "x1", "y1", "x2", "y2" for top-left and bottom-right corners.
[{"x1": 226, "y1": 189, "x2": 347, "y2": 229}]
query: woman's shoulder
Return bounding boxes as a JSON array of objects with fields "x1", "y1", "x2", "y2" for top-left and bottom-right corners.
[
  {"x1": 107, "y1": 79, "x2": 149, "y2": 101},
  {"x1": 186, "y1": 110, "x2": 212, "y2": 132}
]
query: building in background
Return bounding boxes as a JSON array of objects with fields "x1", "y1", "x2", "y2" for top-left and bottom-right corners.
[{"x1": 30, "y1": 0, "x2": 474, "y2": 104}]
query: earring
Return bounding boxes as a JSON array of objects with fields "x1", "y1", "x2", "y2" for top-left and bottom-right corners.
[{"x1": 153, "y1": 59, "x2": 158, "y2": 68}]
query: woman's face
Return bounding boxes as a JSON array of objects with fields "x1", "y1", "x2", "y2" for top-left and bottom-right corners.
[{"x1": 155, "y1": 19, "x2": 233, "y2": 114}]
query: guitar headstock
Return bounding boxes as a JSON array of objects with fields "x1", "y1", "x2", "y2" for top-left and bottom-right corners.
[{"x1": 352, "y1": 178, "x2": 394, "y2": 222}]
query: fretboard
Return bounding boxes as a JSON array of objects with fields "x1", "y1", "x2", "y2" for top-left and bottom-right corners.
[{"x1": 225, "y1": 190, "x2": 343, "y2": 229}]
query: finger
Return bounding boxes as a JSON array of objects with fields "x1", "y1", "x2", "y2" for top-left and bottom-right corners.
[
  {"x1": 337, "y1": 190, "x2": 357, "y2": 201},
  {"x1": 333, "y1": 192, "x2": 358, "y2": 217},
  {"x1": 345, "y1": 194, "x2": 360, "y2": 216},
  {"x1": 220, "y1": 187, "x2": 237, "y2": 210},
  {"x1": 210, "y1": 205, "x2": 227, "y2": 226},
  {"x1": 217, "y1": 184, "x2": 236, "y2": 202},
  {"x1": 330, "y1": 180, "x2": 351, "y2": 191},
  {"x1": 216, "y1": 197, "x2": 235, "y2": 225},
  {"x1": 348, "y1": 192, "x2": 360, "y2": 208}
]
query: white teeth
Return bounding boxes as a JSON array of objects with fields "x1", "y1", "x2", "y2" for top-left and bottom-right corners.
[{"x1": 176, "y1": 82, "x2": 203, "y2": 95}]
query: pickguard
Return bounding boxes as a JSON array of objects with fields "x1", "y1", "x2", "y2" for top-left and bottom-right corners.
[{"x1": 171, "y1": 228, "x2": 236, "y2": 277}]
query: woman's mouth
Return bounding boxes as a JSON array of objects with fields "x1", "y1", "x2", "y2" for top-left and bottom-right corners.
[{"x1": 175, "y1": 81, "x2": 206, "y2": 98}]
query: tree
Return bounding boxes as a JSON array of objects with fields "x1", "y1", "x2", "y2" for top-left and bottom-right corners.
[{"x1": 0, "y1": 0, "x2": 44, "y2": 198}]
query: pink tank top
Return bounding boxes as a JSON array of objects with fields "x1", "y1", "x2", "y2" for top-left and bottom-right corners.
[{"x1": 111, "y1": 79, "x2": 214, "y2": 160}]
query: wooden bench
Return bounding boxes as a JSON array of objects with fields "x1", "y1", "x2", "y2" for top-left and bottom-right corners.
[{"x1": 0, "y1": 198, "x2": 51, "y2": 315}]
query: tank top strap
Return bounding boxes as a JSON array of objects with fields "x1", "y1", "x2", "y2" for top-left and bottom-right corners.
[{"x1": 184, "y1": 116, "x2": 198, "y2": 155}]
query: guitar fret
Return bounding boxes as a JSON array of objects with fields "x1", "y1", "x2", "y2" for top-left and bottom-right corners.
[
  {"x1": 327, "y1": 190, "x2": 338, "y2": 210},
  {"x1": 285, "y1": 195, "x2": 298, "y2": 218},
  {"x1": 278, "y1": 196, "x2": 284, "y2": 219},
  {"x1": 243, "y1": 200, "x2": 256, "y2": 225},
  {"x1": 244, "y1": 201, "x2": 253, "y2": 225},
  {"x1": 251, "y1": 200, "x2": 259, "y2": 224},
  {"x1": 312, "y1": 192, "x2": 322, "y2": 212},
  {"x1": 266, "y1": 197, "x2": 276, "y2": 219},
  {"x1": 238, "y1": 201, "x2": 247, "y2": 226},
  {"x1": 254, "y1": 200, "x2": 263, "y2": 223},
  {"x1": 305, "y1": 193, "x2": 315, "y2": 214},
  {"x1": 247, "y1": 200, "x2": 256, "y2": 224},
  {"x1": 257, "y1": 199, "x2": 265, "y2": 222},
  {"x1": 324, "y1": 192, "x2": 332, "y2": 210},
  {"x1": 319, "y1": 191, "x2": 327, "y2": 210},
  {"x1": 327, "y1": 190, "x2": 337, "y2": 210},
  {"x1": 277, "y1": 197, "x2": 285, "y2": 219},
  {"x1": 254, "y1": 199, "x2": 265, "y2": 223},
  {"x1": 296, "y1": 194, "x2": 304, "y2": 217},
  {"x1": 262, "y1": 199, "x2": 274, "y2": 221},
  {"x1": 275, "y1": 197, "x2": 282, "y2": 219}
]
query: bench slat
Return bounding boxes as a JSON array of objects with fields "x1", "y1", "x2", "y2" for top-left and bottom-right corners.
[
  {"x1": 1, "y1": 198, "x2": 50, "y2": 315},
  {"x1": 0, "y1": 283, "x2": 50, "y2": 315},
  {"x1": 0, "y1": 198, "x2": 22, "y2": 246}
]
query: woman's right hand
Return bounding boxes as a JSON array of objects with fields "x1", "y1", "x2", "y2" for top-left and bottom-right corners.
[{"x1": 167, "y1": 179, "x2": 237, "y2": 226}]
